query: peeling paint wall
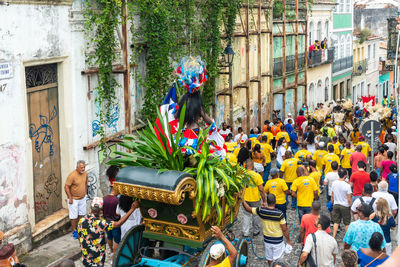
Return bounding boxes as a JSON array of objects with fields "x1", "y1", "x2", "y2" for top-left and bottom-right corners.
[{"x1": 0, "y1": 0, "x2": 138, "y2": 250}]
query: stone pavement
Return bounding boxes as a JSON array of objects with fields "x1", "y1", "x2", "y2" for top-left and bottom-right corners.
[{"x1": 20, "y1": 232, "x2": 80, "y2": 267}]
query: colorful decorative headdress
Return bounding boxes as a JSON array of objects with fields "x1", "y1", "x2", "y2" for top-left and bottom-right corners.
[{"x1": 174, "y1": 56, "x2": 207, "y2": 93}]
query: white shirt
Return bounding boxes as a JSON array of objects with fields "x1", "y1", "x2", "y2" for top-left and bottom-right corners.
[
  {"x1": 219, "y1": 129, "x2": 231, "y2": 135},
  {"x1": 303, "y1": 230, "x2": 338, "y2": 267},
  {"x1": 325, "y1": 172, "x2": 339, "y2": 196},
  {"x1": 371, "y1": 191, "x2": 398, "y2": 212},
  {"x1": 276, "y1": 145, "x2": 287, "y2": 165},
  {"x1": 116, "y1": 205, "x2": 142, "y2": 239},
  {"x1": 284, "y1": 117, "x2": 293, "y2": 125},
  {"x1": 384, "y1": 142, "x2": 397, "y2": 155},
  {"x1": 234, "y1": 133, "x2": 248, "y2": 142},
  {"x1": 351, "y1": 196, "x2": 373, "y2": 213},
  {"x1": 331, "y1": 180, "x2": 352, "y2": 207},
  {"x1": 307, "y1": 143, "x2": 316, "y2": 154}
]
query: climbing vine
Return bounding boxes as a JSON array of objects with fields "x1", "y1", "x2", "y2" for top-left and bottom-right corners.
[
  {"x1": 129, "y1": 0, "x2": 241, "y2": 121},
  {"x1": 84, "y1": 0, "x2": 121, "y2": 153}
]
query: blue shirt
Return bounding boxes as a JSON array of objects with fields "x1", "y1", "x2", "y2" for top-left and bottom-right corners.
[
  {"x1": 289, "y1": 132, "x2": 298, "y2": 149},
  {"x1": 387, "y1": 173, "x2": 399, "y2": 193},
  {"x1": 343, "y1": 220, "x2": 386, "y2": 251},
  {"x1": 249, "y1": 134, "x2": 259, "y2": 139},
  {"x1": 285, "y1": 123, "x2": 293, "y2": 134},
  {"x1": 372, "y1": 215, "x2": 396, "y2": 243},
  {"x1": 357, "y1": 249, "x2": 389, "y2": 267}
]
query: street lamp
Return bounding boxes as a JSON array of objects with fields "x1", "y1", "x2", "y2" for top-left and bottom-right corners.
[
  {"x1": 224, "y1": 44, "x2": 235, "y2": 127},
  {"x1": 224, "y1": 44, "x2": 235, "y2": 67}
]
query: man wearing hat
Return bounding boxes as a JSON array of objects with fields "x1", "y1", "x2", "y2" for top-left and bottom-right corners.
[
  {"x1": 264, "y1": 168, "x2": 290, "y2": 219},
  {"x1": 207, "y1": 226, "x2": 237, "y2": 267},
  {"x1": 0, "y1": 231, "x2": 20, "y2": 267},
  {"x1": 77, "y1": 197, "x2": 139, "y2": 267}
]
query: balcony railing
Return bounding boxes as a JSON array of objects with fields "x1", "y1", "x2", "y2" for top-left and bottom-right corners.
[
  {"x1": 353, "y1": 59, "x2": 368, "y2": 76},
  {"x1": 332, "y1": 55, "x2": 353, "y2": 73},
  {"x1": 308, "y1": 48, "x2": 335, "y2": 68},
  {"x1": 273, "y1": 54, "x2": 306, "y2": 77}
]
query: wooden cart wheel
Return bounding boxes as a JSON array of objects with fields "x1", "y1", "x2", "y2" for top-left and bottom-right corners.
[
  {"x1": 112, "y1": 224, "x2": 147, "y2": 267},
  {"x1": 198, "y1": 240, "x2": 225, "y2": 267},
  {"x1": 233, "y1": 238, "x2": 248, "y2": 267}
]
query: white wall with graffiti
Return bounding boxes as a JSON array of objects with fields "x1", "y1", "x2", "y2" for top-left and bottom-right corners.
[{"x1": 0, "y1": 0, "x2": 141, "y2": 253}]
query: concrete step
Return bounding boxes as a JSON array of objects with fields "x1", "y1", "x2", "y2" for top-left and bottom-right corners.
[
  {"x1": 20, "y1": 233, "x2": 81, "y2": 267},
  {"x1": 32, "y1": 209, "x2": 71, "y2": 249}
]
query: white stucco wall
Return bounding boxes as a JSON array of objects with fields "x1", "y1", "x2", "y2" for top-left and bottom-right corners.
[{"x1": 0, "y1": 0, "x2": 135, "y2": 235}]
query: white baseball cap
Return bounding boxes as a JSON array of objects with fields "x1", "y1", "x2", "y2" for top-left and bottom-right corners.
[
  {"x1": 318, "y1": 142, "x2": 325, "y2": 148},
  {"x1": 209, "y1": 243, "x2": 225, "y2": 260},
  {"x1": 288, "y1": 113, "x2": 292, "y2": 116}
]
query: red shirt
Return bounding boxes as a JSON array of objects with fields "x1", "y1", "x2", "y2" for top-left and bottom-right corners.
[
  {"x1": 349, "y1": 151, "x2": 367, "y2": 173},
  {"x1": 300, "y1": 213, "x2": 330, "y2": 244},
  {"x1": 296, "y1": 116, "x2": 306, "y2": 129},
  {"x1": 350, "y1": 170, "x2": 370, "y2": 196}
]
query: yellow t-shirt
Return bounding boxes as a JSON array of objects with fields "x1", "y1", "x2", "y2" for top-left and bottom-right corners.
[
  {"x1": 225, "y1": 142, "x2": 237, "y2": 153},
  {"x1": 291, "y1": 176, "x2": 318, "y2": 207},
  {"x1": 357, "y1": 141, "x2": 371, "y2": 158},
  {"x1": 340, "y1": 148, "x2": 354, "y2": 168},
  {"x1": 249, "y1": 137, "x2": 260, "y2": 149},
  {"x1": 225, "y1": 153, "x2": 237, "y2": 164},
  {"x1": 351, "y1": 131, "x2": 360, "y2": 144},
  {"x1": 262, "y1": 131, "x2": 274, "y2": 144},
  {"x1": 214, "y1": 257, "x2": 231, "y2": 267},
  {"x1": 280, "y1": 158, "x2": 299, "y2": 183},
  {"x1": 276, "y1": 131, "x2": 290, "y2": 143},
  {"x1": 327, "y1": 142, "x2": 341, "y2": 155},
  {"x1": 309, "y1": 171, "x2": 321, "y2": 195},
  {"x1": 313, "y1": 150, "x2": 328, "y2": 170},
  {"x1": 244, "y1": 170, "x2": 264, "y2": 202},
  {"x1": 322, "y1": 153, "x2": 341, "y2": 175},
  {"x1": 265, "y1": 178, "x2": 289, "y2": 204},
  {"x1": 260, "y1": 143, "x2": 274, "y2": 164},
  {"x1": 294, "y1": 150, "x2": 312, "y2": 160},
  {"x1": 327, "y1": 127, "x2": 336, "y2": 138},
  {"x1": 233, "y1": 147, "x2": 241, "y2": 157}
]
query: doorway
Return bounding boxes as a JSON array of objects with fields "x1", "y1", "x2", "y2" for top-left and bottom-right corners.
[{"x1": 26, "y1": 63, "x2": 62, "y2": 222}]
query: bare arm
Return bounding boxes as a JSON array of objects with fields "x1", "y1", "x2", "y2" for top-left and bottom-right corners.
[
  {"x1": 201, "y1": 108, "x2": 213, "y2": 125},
  {"x1": 242, "y1": 199, "x2": 252, "y2": 213},
  {"x1": 280, "y1": 223, "x2": 292, "y2": 246},
  {"x1": 291, "y1": 190, "x2": 297, "y2": 198},
  {"x1": 313, "y1": 190, "x2": 318, "y2": 200},
  {"x1": 331, "y1": 191, "x2": 334, "y2": 203},
  {"x1": 392, "y1": 209, "x2": 398, "y2": 217},
  {"x1": 347, "y1": 193, "x2": 352, "y2": 207},
  {"x1": 298, "y1": 251, "x2": 309, "y2": 267},
  {"x1": 344, "y1": 243, "x2": 351, "y2": 249},
  {"x1": 299, "y1": 227, "x2": 305, "y2": 246},
  {"x1": 258, "y1": 184, "x2": 266, "y2": 205},
  {"x1": 333, "y1": 253, "x2": 336, "y2": 264},
  {"x1": 211, "y1": 226, "x2": 237, "y2": 265},
  {"x1": 113, "y1": 201, "x2": 139, "y2": 228},
  {"x1": 64, "y1": 184, "x2": 73, "y2": 204}
]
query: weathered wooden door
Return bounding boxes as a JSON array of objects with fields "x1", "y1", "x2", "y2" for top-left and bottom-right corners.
[{"x1": 26, "y1": 63, "x2": 62, "y2": 222}]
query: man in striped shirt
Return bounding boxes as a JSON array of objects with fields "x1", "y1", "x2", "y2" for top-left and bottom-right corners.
[{"x1": 243, "y1": 194, "x2": 292, "y2": 265}]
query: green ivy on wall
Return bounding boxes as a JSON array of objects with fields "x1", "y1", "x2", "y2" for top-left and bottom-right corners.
[{"x1": 84, "y1": 0, "x2": 121, "y2": 153}]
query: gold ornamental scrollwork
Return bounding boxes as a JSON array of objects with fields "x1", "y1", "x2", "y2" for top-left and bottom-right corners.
[
  {"x1": 113, "y1": 177, "x2": 196, "y2": 205},
  {"x1": 144, "y1": 219, "x2": 201, "y2": 241}
]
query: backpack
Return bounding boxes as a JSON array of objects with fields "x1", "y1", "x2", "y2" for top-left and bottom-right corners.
[{"x1": 360, "y1": 196, "x2": 376, "y2": 209}]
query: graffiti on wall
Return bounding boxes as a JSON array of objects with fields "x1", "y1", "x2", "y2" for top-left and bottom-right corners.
[
  {"x1": 87, "y1": 172, "x2": 98, "y2": 200},
  {"x1": 0, "y1": 144, "x2": 28, "y2": 231},
  {"x1": 91, "y1": 88, "x2": 120, "y2": 137},
  {"x1": 29, "y1": 106, "x2": 57, "y2": 156},
  {"x1": 0, "y1": 83, "x2": 6, "y2": 92}
]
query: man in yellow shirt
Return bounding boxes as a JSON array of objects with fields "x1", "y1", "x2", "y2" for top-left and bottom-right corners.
[
  {"x1": 313, "y1": 142, "x2": 328, "y2": 172},
  {"x1": 260, "y1": 135, "x2": 275, "y2": 183},
  {"x1": 261, "y1": 126, "x2": 274, "y2": 144},
  {"x1": 265, "y1": 168, "x2": 290, "y2": 219},
  {"x1": 322, "y1": 144, "x2": 341, "y2": 176},
  {"x1": 308, "y1": 160, "x2": 321, "y2": 195},
  {"x1": 294, "y1": 143, "x2": 312, "y2": 161},
  {"x1": 275, "y1": 125, "x2": 290, "y2": 148},
  {"x1": 340, "y1": 142, "x2": 354, "y2": 177},
  {"x1": 291, "y1": 166, "x2": 318, "y2": 222},
  {"x1": 243, "y1": 158, "x2": 266, "y2": 237},
  {"x1": 357, "y1": 136, "x2": 371, "y2": 159},
  {"x1": 207, "y1": 226, "x2": 237, "y2": 267},
  {"x1": 327, "y1": 136, "x2": 341, "y2": 156},
  {"x1": 280, "y1": 151, "x2": 299, "y2": 209}
]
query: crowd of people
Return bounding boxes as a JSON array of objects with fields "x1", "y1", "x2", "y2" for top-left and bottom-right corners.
[{"x1": 218, "y1": 99, "x2": 399, "y2": 266}]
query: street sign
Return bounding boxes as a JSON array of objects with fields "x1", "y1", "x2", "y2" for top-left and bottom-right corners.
[{"x1": 361, "y1": 119, "x2": 382, "y2": 155}]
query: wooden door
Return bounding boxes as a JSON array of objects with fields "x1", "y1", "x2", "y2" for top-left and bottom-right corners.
[{"x1": 26, "y1": 63, "x2": 62, "y2": 222}]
